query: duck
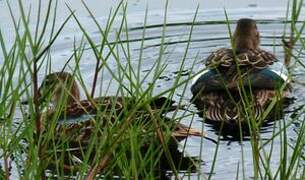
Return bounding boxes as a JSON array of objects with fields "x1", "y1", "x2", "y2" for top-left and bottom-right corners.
[
  {"x1": 191, "y1": 18, "x2": 290, "y2": 123},
  {"x1": 37, "y1": 72, "x2": 204, "y2": 144},
  {"x1": 36, "y1": 71, "x2": 204, "y2": 173}
]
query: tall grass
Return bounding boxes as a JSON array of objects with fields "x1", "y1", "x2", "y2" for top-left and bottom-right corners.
[
  {"x1": 0, "y1": 0, "x2": 203, "y2": 179},
  {"x1": 231, "y1": 0, "x2": 305, "y2": 179},
  {"x1": 1, "y1": 0, "x2": 305, "y2": 179},
  {"x1": 256, "y1": 0, "x2": 305, "y2": 179},
  {"x1": 202, "y1": 1, "x2": 305, "y2": 179}
]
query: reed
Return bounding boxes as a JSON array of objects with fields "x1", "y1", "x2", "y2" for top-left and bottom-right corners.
[
  {"x1": 1, "y1": 0, "x2": 305, "y2": 179},
  {"x1": 0, "y1": 0, "x2": 203, "y2": 179}
]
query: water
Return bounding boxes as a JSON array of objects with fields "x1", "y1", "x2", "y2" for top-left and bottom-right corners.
[{"x1": 2, "y1": 0, "x2": 305, "y2": 179}]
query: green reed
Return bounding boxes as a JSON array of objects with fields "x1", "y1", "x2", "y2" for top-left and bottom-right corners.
[
  {"x1": 0, "y1": 0, "x2": 204, "y2": 179},
  {"x1": 261, "y1": 0, "x2": 305, "y2": 179},
  {"x1": 204, "y1": 2, "x2": 305, "y2": 179},
  {"x1": 2, "y1": 0, "x2": 305, "y2": 179},
  {"x1": 223, "y1": 0, "x2": 305, "y2": 179}
]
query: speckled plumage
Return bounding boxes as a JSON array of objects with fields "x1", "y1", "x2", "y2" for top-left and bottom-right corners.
[
  {"x1": 191, "y1": 18, "x2": 288, "y2": 123},
  {"x1": 206, "y1": 48, "x2": 277, "y2": 69},
  {"x1": 39, "y1": 72, "x2": 204, "y2": 143},
  {"x1": 193, "y1": 90, "x2": 279, "y2": 122}
]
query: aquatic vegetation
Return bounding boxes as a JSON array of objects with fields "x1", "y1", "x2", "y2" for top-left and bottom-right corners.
[
  {"x1": 0, "y1": 0, "x2": 203, "y2": 179},
  {"x1": 0, "y1": 0, "x2": 305, "y2": 179}
]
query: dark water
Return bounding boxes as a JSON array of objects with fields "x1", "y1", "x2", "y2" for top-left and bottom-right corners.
[{"x1": 3, "y1": 4, "x2": 305, "y2": 179}]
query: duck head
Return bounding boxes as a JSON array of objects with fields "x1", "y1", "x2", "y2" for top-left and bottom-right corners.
[
  {"x1": 233, "y1": 18, "x2": 260, "y2": 51},
  {"x1": 39, "y1": 72, "x2": 80, "y2": 107}
]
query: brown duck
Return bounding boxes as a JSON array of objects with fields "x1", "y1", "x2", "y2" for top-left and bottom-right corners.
[
  {"x1": 191, "y1": 18, "x2": 289, "y2": 123},
  {"x1": 38, "y1": 72, "x2": 204, "y2": 143}
]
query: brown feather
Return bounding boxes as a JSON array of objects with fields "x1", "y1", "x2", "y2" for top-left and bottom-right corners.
[
  {"x1": 205, "y1": 48, "x2": 277, "y2": 69},
  {"x1": 39, "y1": 72, "x2": 204, "y2": 144},
  {"x1": 192, "y1": 18, "x2": 288, "y2": 123}
]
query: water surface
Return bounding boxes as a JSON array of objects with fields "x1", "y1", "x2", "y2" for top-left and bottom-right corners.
[{"x1": 1, "y1": 0, "x2": 305, "y2": 179}]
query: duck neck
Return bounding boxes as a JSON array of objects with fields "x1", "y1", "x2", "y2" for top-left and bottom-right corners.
[
  {"x1": 233, "y1": 36, "x2": 258, "y2": 52},
  {"x1": 67, "y1": 82, "x2": 80, "y2": 105},
  {"x1": 53, "y1": 81, "x2": 80, "y2": 107}
]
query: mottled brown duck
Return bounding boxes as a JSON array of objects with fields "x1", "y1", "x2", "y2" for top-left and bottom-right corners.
[
  {"x1": 38, "y1": 72, "x2": 203, "y2": 143},
  {"x1": 191, "y1": 18, "x2": 289, "y2": 123}
]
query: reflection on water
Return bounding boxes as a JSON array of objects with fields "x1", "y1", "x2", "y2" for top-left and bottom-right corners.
[
  {"x1": 2, "y1": 2, "x2": 305, "y2": 178},
  {"x1": 45, "y1": 137, "x2": 198, "y2": 179}
]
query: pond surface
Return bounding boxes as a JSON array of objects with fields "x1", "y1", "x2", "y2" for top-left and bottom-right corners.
[{"x1": 2, "y1": 0, "x2": 305, "y2": 179}]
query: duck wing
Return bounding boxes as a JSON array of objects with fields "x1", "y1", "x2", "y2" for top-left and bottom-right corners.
[
  {"x1": 194, "y1": 90, "x2": 277, "y2": 123},
  {"x1": 63, "y1": 96, "x2": 124, "y2": 117},
  {"x1": 206, "y1": 48, "x2": 277, "y2": 69}
]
